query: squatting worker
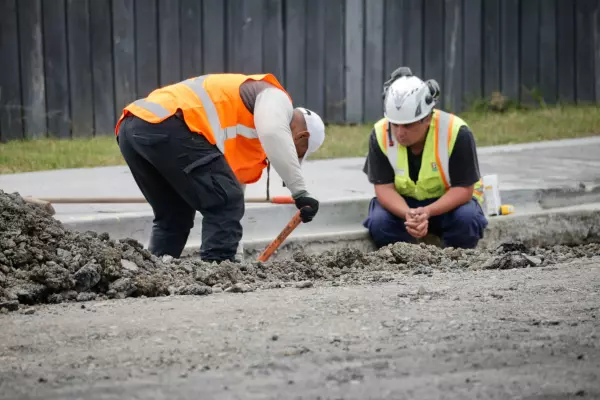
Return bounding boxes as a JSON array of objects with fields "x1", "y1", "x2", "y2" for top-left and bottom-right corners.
[
  {"x1": 362, "y1": 67, "x2": 488, "y2": 249},
  {"x1": 114, "y1": 73, "x2": 325, "y2": 263}
]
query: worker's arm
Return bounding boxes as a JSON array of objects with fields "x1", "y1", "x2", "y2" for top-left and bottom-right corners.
[
  {"x1": 375, "y1": 183, "x2": 410, "y2": 219},
  {"x1": 424, "y1": 126, "x2": 481, "y2": 217},
  {"x1": 253, "y1": 88, "x2": 307, "y2": 198},
  {"x1": 423, "y1": 185, "x2": 474, "y2": 217}
]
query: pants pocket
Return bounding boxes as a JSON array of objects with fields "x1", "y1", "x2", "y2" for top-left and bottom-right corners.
[
  {"x1": 132, "y1": 132, "x2": 170, "y2": 146},
  {"x1": 184, "y1": 153, "x2": 244, "y2": 210}
]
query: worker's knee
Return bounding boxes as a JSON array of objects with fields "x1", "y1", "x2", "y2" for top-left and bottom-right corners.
[
  {"x1": 442, "y1": 199, "x2": 488, "y2": 249},
  {"x1": 363, "y1": 197, "x2": 414, "y2": 248}
]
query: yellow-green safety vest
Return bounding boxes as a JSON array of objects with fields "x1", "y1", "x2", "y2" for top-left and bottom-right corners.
[{"x1": 374, "y1": 109, "x2": 485, "y2": 205}]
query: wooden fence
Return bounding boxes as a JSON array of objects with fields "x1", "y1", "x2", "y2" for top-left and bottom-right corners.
[{"x1": 0, "y1": 0, "x2": 599, "y2": 142}]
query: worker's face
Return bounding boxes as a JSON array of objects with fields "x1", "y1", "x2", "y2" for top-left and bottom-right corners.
[
  {"x1": 292, "y1": 129, "x2": 310, "y2": 159},
  {"x1": 390, "y1": 115, "x2": 431, "y2": 147}
]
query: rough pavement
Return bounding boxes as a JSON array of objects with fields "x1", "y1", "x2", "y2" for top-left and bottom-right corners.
[{"x1": 1, "y1": 256, "x2": 599, "y2": 399}]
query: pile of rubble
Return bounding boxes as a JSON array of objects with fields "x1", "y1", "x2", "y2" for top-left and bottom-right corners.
[{"x1": 1, "y1": 190, "x2": 598, "y2": 312}]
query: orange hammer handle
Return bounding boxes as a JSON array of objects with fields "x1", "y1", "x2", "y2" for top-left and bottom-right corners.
[{"x1": 257, "y1": 210, "x2": 303, "y2": 262}]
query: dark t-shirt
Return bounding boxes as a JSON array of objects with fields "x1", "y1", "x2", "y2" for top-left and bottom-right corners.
[{"x1": 362, "y1": 124, "x2": 481, "y2": 188}]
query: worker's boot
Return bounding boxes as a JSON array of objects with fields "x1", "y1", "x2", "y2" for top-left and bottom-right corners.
[{"x1": 148, "y1": 228, "x2": 190, "y2": 259}]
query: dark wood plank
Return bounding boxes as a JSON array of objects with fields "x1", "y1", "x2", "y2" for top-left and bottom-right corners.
[
  {"x1": 324, "y1": 0, "x2": 345, "y2": 123},
  {"x1": 42, "y1": 0, "x2": 70, "y2": 138},
  {"x1": 500, "y1": 0, "x2": 519, "y2": 103},
  {"x1": 227, "y1": 0, "x2": 264, "y2": 74},
  {"x1": 363, "y1": 0, "x2": 384, "y2": 122},
  {"x1": 112, "y1": 0, "x2": 136, "y2": 119},
  {"x1": 263, "y1": 0, "x2": 284, "y2": 81},
  {"x1": 444, "y1": 0, "x2": 464, "y2": 113},
  {"x1": 159, "y1": 0, "x2": 181, "y2": 86},
  {"x1": 384, "y1": 0, "x2": 404, "y2": 82},
  {"x1": 402, "y1": 0, "x2": 423, "y2": 77},
  {"x1": 463, "y1": 0, "x2": 483, "y2": 107},
  {"x1": 423, "y1": 0, "x2": 444, "y2": 108},
  {"x1": 305, "y1": 0, "x2": 326, "y2": 117},
  {"x1": 90, "y1": 0, "x2": 115, "y2": 135},
  {"x1": 575, "y1": 0, "x2": 597, "y2": 104},
  {"x1": 556, "y1": 0, "x2": 574, "y2": 103},
  {"x1": 202, "y1": 0, "x2": 226, "y2": 73},
  {"x1": 520, "y1": 0, "x2": 540, "y2": 105},
  {"x1": 482, "y1": 0, "x2": 501, "y2": 99},
  {"x1": 0, "y1": 0, "x2": 23, "y2": 141},
  {"x1": 135, "y1": 0, "x2": 159, "y2": 97},
  {"x1": 345, "y1": 0, "x2": 364, "y2": 124},
  {"x1": 18, "y1": 0, "x2": 46, "y2": 138},
  {"x1": 539, "y1": 0, "x2": 557, "y2": 104},
  {"x1": 284, "y1": 0, "x2": 307, "y2": 105},
  {"x1": 181, "y1": 0, "x2": 203, "y2": 79},
  {"x1": 66, "y1": 0, "x2": 94, "y2": 137}
]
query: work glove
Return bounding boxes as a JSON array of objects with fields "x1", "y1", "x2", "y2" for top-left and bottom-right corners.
[{"x1": 294, "y1": 195, "x2": 319, "y2": 223}]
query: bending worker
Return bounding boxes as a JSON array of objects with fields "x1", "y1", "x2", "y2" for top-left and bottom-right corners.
[
  {"x1": 362, "y1": 67, "x2": 488, "y2": 249},
  {"x1": 114, "y1": 73, "x2": 325, "y2": 263}
]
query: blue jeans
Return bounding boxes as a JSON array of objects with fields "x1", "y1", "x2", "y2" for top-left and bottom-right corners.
[{"x1": 363, "y1": 196, "x2": 489, "y2": 249}]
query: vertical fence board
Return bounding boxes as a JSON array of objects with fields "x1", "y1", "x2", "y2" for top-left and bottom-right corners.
[
  {"x1": 444, "y1": 0, "x2": 463, "y2": 112},
  {"x1": 284, "y1": 0, "x2": 306, "y2": 105},
  {"x1": 42, "y1": 0, "x2": 70, "y2": 138},
  {"x1": 227, "y1": 0, "x2": 263, "y2": 74},
  {"x1": 575, "y1": 0, "x2": 597, "y2": 104},
  {"x1": 424, "y1": 0, "x2": 444, "y2": 108},
  {"x1": 539, "y1": 0, "x2": 557, "y2": 104},
  {"x1": 556, "y1": 0, "x2": 574, "y2": 103},
  {"x1": 0, "y1": 0, "x2": 23, "y2": 141},
  {"x1": 18, "y1": 0, "x2": 46, "y2": 138},
  {"x1": 520, "y1": 0, "x2": 539, "y2": 105},
  {"x1": 112, "y1": 0, "x2": 136, "y2": 118},
  {"x1": 363, "y1": 0, "x2": 384, "y2": 122},
  {"x1": 90, "y1": 0, "x2": 115, "y2": 135},
  {"x1": 159, "y1": 0, "x2": 181, "y2": 85},
  {"x1": 345, "y1": 0, "x2": 364, "y2": 124},
  {"x1": 181, "y1": 0, "x2": 203, "y2": 79},
  {"x1": 135, "y1": 0, "x2": 159, "y2": 97},
  {"x1": 403, "y1": 0, "x2": 423, "y2": 77},
  {"x1": 67, "y1": 0, "x2": 94, "y2": 137},
  {"x1": 305, "y1": 0, "x2": 325, "y2": 117},
  {"x1": 324, "y1": 0, "x2": 345, "y2": 123},
  {"x1": 482, "y1": 0, "x2": 500, "y2": 99},
  {"x1": 500, "y1": 0, "x2": 519, "y2": 102},
  {"x1": 263, "y1": 0, "x2": 284, "y2": 81},
  {"x1": 596, "y1": 3, "x2": 600, "y2": 103},
  {"x1": 202, "y1": 0, "x2": 225, "y2": 73},
  {"x1": 463, "y1": 0, "x2": 482, "y2": 106},
  {"x1": 384, "y1": 0, "x2": 404, "y2": 79}
]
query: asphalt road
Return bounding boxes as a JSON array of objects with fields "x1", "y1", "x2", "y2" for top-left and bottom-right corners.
[{"x1": 1, "y1": 257, "x2": 599, "y2": 400}]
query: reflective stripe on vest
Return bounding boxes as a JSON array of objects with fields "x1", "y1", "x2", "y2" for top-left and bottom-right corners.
[
  {"x1": 384, "y1": 110, "x2": 453, "y2": 189},
  {"x1": 130, "y1": 75, "x2": 259, "y2": 153}
]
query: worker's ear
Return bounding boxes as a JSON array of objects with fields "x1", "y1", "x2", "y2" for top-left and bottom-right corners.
[{"x1": 293, "y1": 130, "x2": 310, "y2": 158}]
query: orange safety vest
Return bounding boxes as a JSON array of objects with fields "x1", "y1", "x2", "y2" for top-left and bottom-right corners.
[{"x1": 114, "y1": 73, "x2": 291, "y2": 185}]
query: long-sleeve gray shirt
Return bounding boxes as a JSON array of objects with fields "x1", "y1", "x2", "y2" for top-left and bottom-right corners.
[{"x1": 238, "y1": 80, "x2": 307, "y2": 198}]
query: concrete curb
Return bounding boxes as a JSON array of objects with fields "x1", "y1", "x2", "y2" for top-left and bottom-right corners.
[{"x1": 232, "y1": 203, "x2": 600, "y2": 262}]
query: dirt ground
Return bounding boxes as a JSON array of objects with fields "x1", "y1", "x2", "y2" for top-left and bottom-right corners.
[{"x1": 1, "y1": 255, "x2": 599, "y2": 400}]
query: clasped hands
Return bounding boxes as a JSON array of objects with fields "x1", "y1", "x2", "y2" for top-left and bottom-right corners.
[{"x1": 404, "y1": 207, "x2": 430, "y2": 239}]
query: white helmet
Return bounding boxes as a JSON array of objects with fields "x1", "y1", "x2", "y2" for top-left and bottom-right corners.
[
  {"x1": 296, "y1": 107, "x2": 325, "y2": 163},
  {"x1": 383, "y1": 75, "x2": 440, "y2": 124}
]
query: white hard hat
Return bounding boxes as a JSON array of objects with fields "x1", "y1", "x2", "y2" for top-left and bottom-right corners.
[
  {"x1": 383, "y1": 75, "x2": 440, "y2": 124},
  {"x1": 296, "y1": 107, "x2": 325, "y2": 162}
]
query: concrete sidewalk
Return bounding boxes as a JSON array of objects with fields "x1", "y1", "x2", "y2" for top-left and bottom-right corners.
[{"x1": 1, "y1": 136, "x2": 600, "y2": 251}]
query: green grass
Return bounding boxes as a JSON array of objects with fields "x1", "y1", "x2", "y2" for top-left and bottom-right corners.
[{"x1": 1, "y1": 104, "x2": 599, "y2": 174}]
